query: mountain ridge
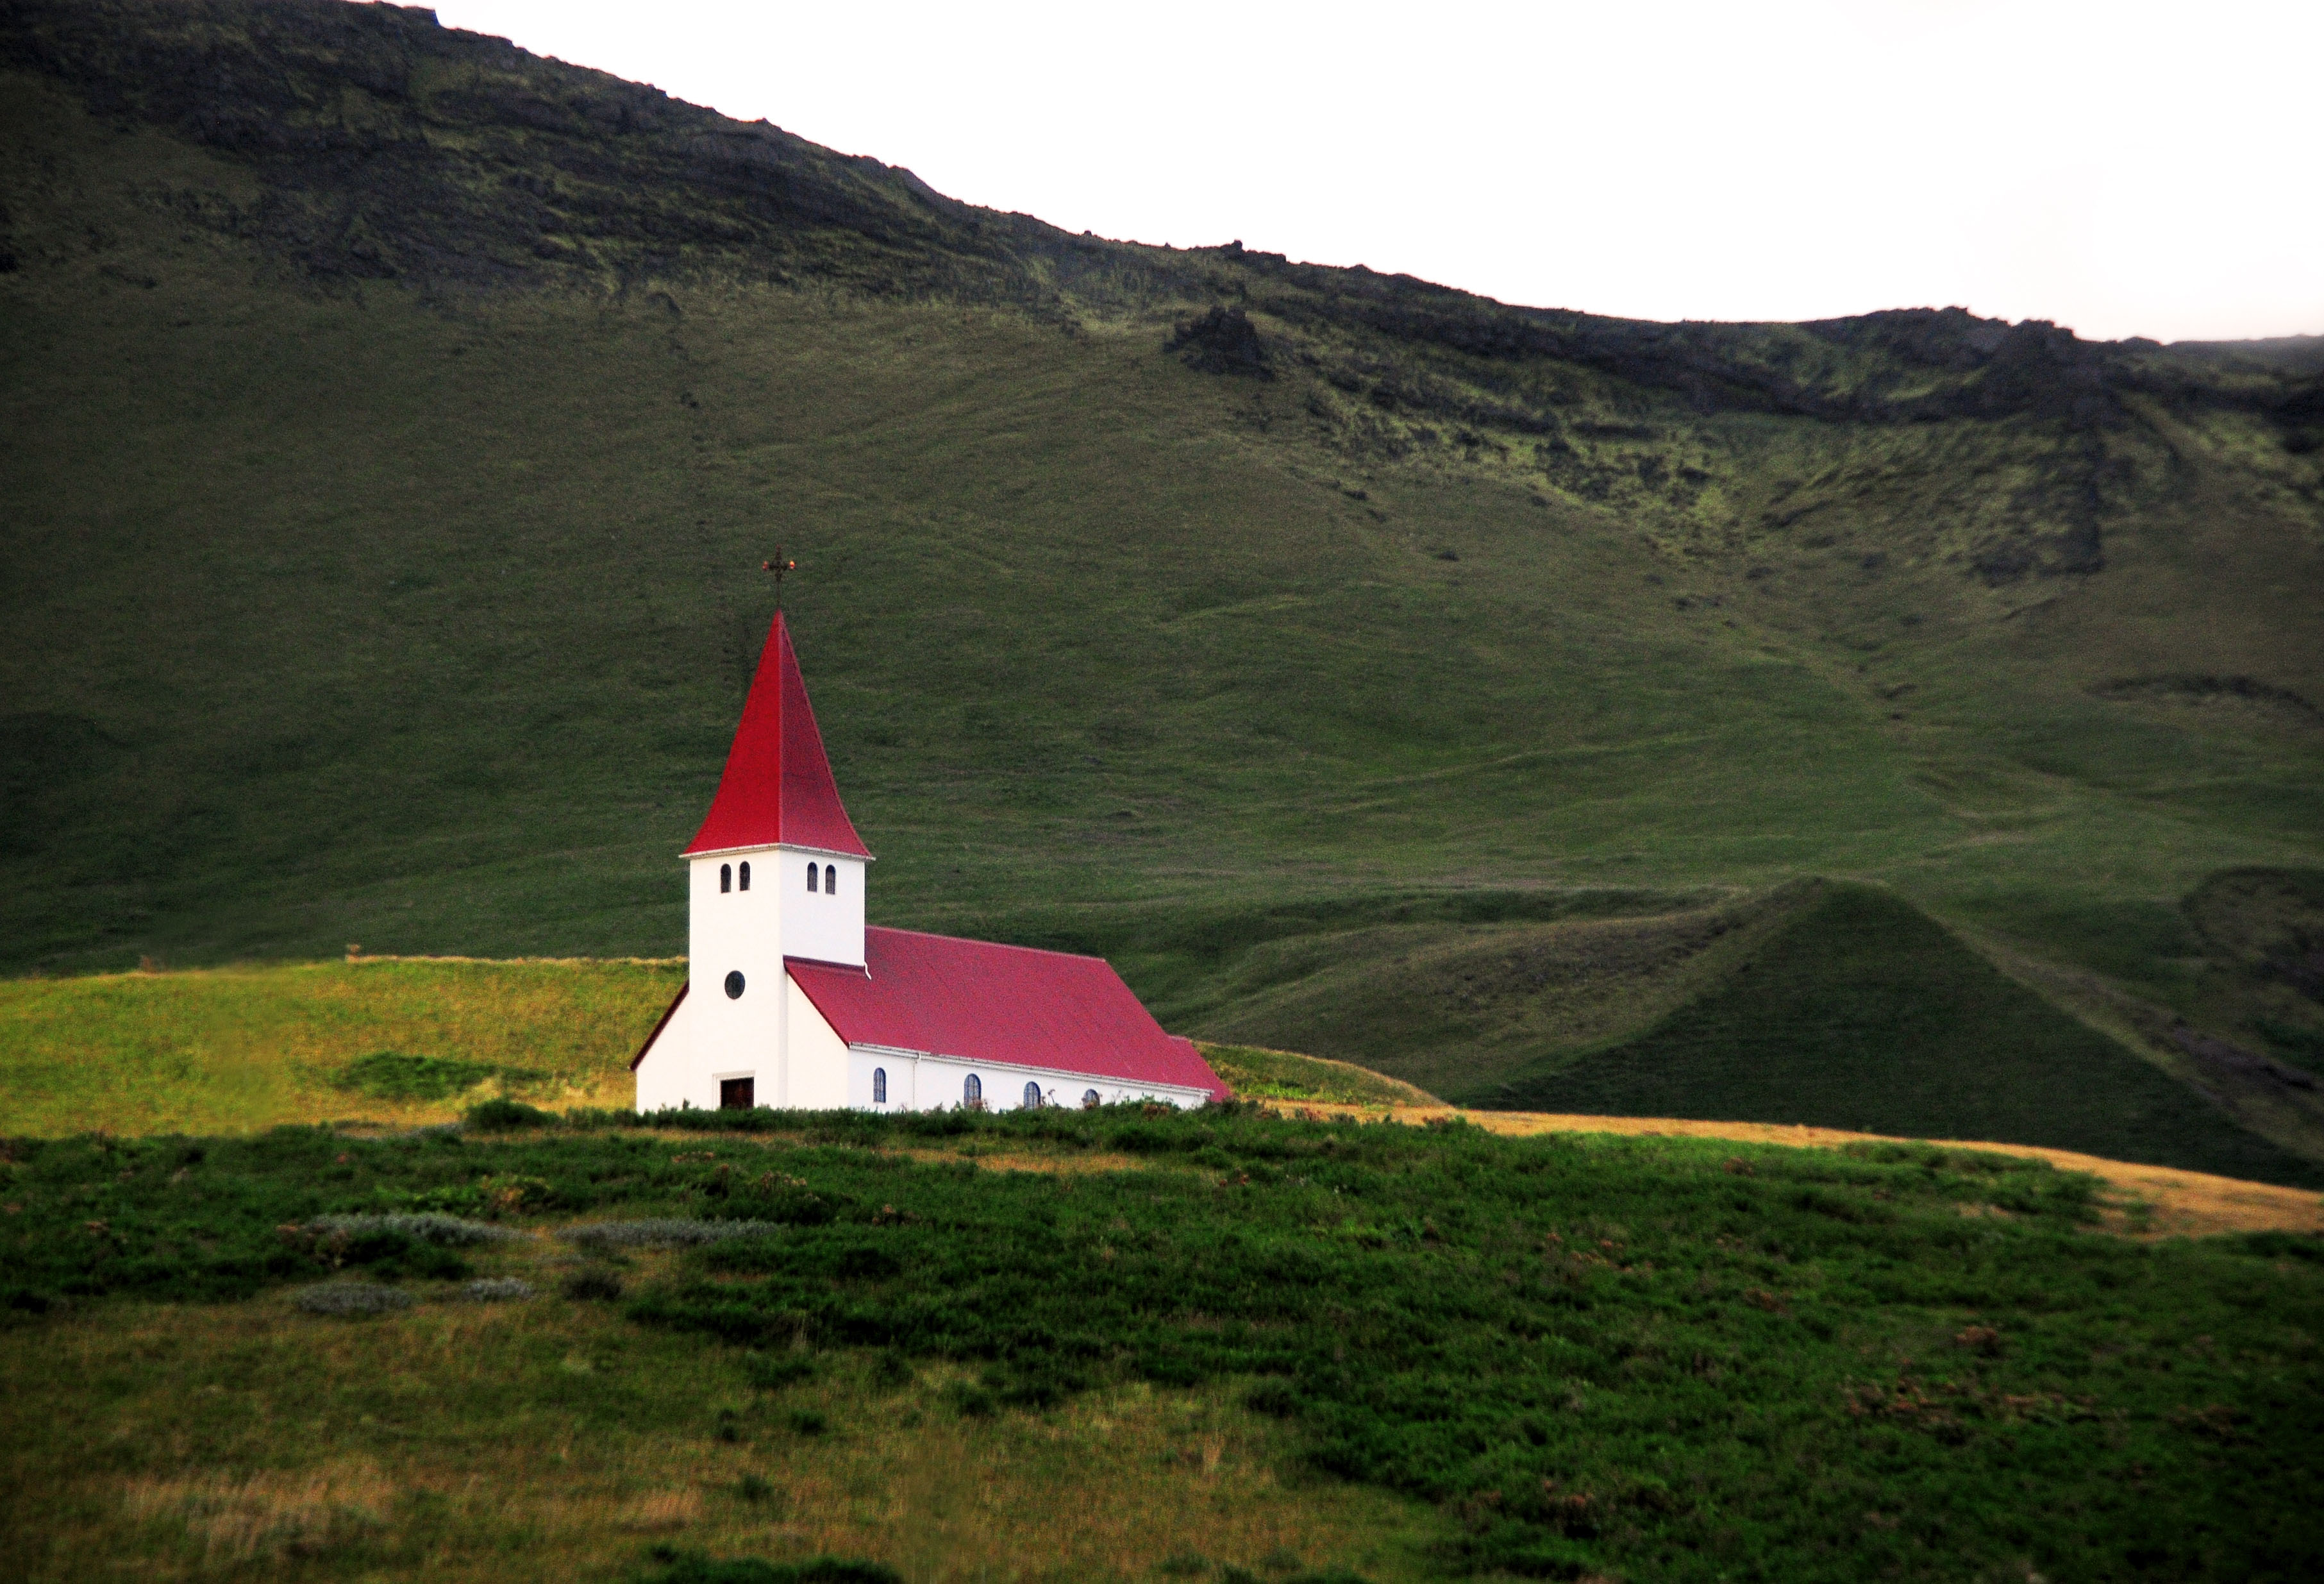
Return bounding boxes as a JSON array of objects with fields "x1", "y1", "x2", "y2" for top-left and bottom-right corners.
[{"x1": 7, "y1": 0, "x2": 2317, "y2": 431}]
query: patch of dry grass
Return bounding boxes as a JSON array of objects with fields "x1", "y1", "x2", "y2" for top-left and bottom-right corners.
[{"x1": 120, "y1": 1457, "x2": 398, "y2": 1562}]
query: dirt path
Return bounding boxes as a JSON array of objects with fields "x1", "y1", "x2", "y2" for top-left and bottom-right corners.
[{"x1": 1289, "y1": 1104, "x2": 2324, "y2": 1239}]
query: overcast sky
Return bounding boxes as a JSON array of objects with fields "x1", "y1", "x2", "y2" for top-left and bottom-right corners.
[{"x1": 416, "y1": 1, "x2": 2320, "y2": 344}]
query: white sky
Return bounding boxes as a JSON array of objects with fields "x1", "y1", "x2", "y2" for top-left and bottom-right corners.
[{"x1": 415, "y1": 1, "x2": 2321, "y2": 343}]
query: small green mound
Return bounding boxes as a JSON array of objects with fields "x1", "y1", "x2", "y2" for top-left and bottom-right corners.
[
  {"x1": 636, "y1": 1551, "x2": 901, "y2": 1584},
  {"x1": 1197, "y1": 1042, "x2": 1437, "y2": 1107},
  {"x1": 465, "y1": 1097, "x2": 558, "y2": 1131},
  {"x1": 1472, "y1": 882, "x2": 2324, "y2": 1187},
  {"x1": 334, "y1": 1050, "x2": 542, "y2": 1102}
]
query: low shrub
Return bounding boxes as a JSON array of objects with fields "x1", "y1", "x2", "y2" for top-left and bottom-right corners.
[
  {"x1": 563, "y1": 1268, "x2": 625, "y2": 1302},
  {"x1": 466, "y1": 1098, "x2": 558, "y2": 1131},
  {"x1": 2239, "y1": 1231, "x2": 2324, "y2": 1263},
  {"x1": 281, "y1": 1219, "x2": 473, "y2": 1280},
  {"x1": 1244, "y1": 1380, "x2": 1301, "y2": 1417},
  {"x1": 312, "y1": 1213, "x2": 520, "y2": 1246},
  {"x1": 364, "y1": 1174, "x2": 564, "y2": 1218},
  {"x1": 449, "y1": 1277, "x2": 534, "y2": 1302},
  {"x1": 343, "y1": 1229, "x2": 471, "y2": 1281},
  {"x1": 742, "y1": 1352, "x2": 815, "y2": 1390},
  {"x1": 563, "y1": 1220, "x2": 782, "y2": 1250},
  {"x1": 946, "y1": 1382, "x2": 998, "y2": 1418},
  {"x1": 635, "y1": 1553, "x2": 901, "y2": 1584},
  {"x1": 335, "y1": 1051, "x2": 540, "y2": 1101},
  {"x1": 293, "y1": 1282, "x2": 414, "y2": 1317}
]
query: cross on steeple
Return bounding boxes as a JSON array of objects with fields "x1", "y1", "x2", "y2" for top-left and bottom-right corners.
[{"x1": 762, "y1": 548, "x2": 797, "y2": 610}]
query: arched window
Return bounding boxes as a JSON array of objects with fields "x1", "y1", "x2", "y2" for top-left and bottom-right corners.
[
  {"x1": 1023, "y1": 1081, "x2": 1042, "y2": 1109},
  {"x1": 1083, "y1": 1089, "x2": 1101, "y2": 1109},
  {"x1": 824, "y1": 864, "x2": 837, "y2": 895},
  {"x1": 962, "y1": 1072, "x2": 983, "y2": 1108},
  {"x1": 807, "y1": 863, "x2": 818, "y2": 893},
  {"x1": 873, "y1": 1067, "x2": 887, "y2": 1104},
  {"x1": 739, "y1": 861, "x2": 751, "y2": 891},
  {"x1": 719, "y1": 863, "x2": 731, "y2": 894}
]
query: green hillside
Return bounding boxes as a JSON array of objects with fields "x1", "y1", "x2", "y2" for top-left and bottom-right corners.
[
  {"x1": 3, "y1": 0, "x2": 2322, "y2": 1174},
  {"x1": 1478, "y1": 883, "x2": 2320, "y2": 1186}
]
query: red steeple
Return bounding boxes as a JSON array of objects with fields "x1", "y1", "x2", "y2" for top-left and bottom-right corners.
[{"x1": 683, "y1": 614, "x2": 871, "y2": 858}]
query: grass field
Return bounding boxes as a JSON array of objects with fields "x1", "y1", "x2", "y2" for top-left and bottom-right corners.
[
  {"x1": 0, "y1": 959, "x2": 682, "y2": 1136},
  {"x1": 4, "y1": 1104, "x2": 2320, "y2": 1582}
]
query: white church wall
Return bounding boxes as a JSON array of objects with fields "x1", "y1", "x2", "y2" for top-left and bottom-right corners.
[
  {"x1": 687, "y1": 853, "x2": 785, "y2": 1099},
  {"x1": 784, "y1": 976, "x2": 851, "y2": 1108},
  {"x1": 633, "y1": 989, "x2": 707, "y2": 1112},
  {"x1": 849, "y1": 1047, "x2": 912, "y2": 1111},
  {"x1": 780, "y1": 849, "x2": 865, "y2": 968},
  {"x1": 845, "y1": 1048, "x2": 1209, "y2": 1114}
]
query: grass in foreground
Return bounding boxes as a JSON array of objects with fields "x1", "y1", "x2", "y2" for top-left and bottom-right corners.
[
  {"x1": 4, "y1": 1105, "x2": 2320, "y2": 1582},
  {"x1": 7, "y1": 1295, "x2": 1419, "y2": 1584}
]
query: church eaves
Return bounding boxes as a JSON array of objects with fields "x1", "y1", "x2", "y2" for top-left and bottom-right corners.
[{"x1": 683, "y1": 613, "x2": 872, "y2": 859}]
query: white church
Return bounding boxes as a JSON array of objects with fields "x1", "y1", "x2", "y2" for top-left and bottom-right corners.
[{"x1": 632, "y1": 613, "x2": 1225, "y2": 1113}]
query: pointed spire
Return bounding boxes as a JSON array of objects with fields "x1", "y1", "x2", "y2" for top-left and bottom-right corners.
[{"x1": 683, "y1": 614, "x2": 871, "y2": 858}]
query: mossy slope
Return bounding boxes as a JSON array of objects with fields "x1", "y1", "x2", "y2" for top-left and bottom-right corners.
[{"x1": 1479, "y1": 884, "x2": 2321, "y2": 1186}]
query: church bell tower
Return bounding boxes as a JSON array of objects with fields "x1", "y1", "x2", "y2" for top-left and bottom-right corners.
[{"x1": 677, "y1": 612, "x2": 870, "y2": 1105}]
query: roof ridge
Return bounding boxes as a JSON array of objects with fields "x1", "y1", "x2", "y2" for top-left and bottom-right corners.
[{"x1": 863, "y1": 923, "x2": 1109, "y2": 965}]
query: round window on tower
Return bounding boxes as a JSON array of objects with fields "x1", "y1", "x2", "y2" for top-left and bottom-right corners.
[{"x1": 724, "y1": 970, "x2": 745, "y2": 1000}]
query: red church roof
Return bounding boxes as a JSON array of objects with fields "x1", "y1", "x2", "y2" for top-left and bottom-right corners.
[
  {"x1": 788, "y1": 927, "x2": 1229, "y2": 1098},
  {"x1": 684, "y1": 613, "x2": 871, "y2": 858}
]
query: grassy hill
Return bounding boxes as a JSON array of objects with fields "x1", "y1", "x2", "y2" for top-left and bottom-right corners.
[
  {"x1": 1196, "y1": 1043, "x2": 1437, "y2": 1108},
  {"x1": 0, "y1": 957, "x2": 681, "y2": 1136},
  {"x1": 1477, "y1": 883, "x2": 2320, "y2": 1185},
  {"x1": 3, "y1": 0, "x2": 2322, "y2": 1174}
]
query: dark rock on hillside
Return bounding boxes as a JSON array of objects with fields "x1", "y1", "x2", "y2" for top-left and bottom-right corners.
[
  {"x1": 1167, "y1": 305, "x2": 1271, "y2": 378},
  {"x1": 0, "y1": 0, "x2": 1074, "y2": 301}
]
